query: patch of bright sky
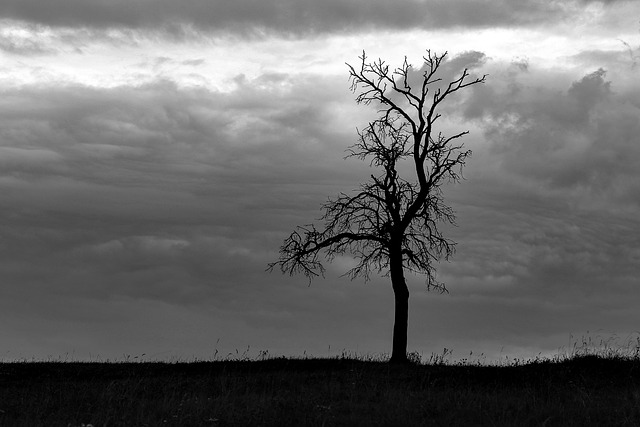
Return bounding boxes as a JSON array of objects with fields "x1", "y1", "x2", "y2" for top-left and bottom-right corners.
[{"x1": 0, "y1": 9, "x2": 636, "y2": 91}]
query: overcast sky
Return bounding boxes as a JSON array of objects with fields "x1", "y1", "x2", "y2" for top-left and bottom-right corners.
[{"x1": 1, "y1": 0, "x2": 639, "y2": 362}]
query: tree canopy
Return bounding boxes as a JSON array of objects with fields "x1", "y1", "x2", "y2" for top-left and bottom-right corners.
[{"x1": 269, "y1": 50, "x2": 486, "y2": 362}]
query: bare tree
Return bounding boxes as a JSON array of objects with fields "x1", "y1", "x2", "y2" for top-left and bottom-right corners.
[{"x1": 268, "y1": 50, "x2": 486, "y2": 363}]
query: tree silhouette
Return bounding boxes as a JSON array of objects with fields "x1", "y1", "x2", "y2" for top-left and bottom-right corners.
[{"x1": 269, "y1": 50, "x2": 486, "y2": 363}]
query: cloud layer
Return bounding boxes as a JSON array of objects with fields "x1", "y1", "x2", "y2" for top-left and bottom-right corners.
[
  {"x1": 1, "y1": 8, "x2": 639, "y2": 361},
  {"x1": 0, "y1": 71, "x2": 378, "y2": 359},
  {"x1": 0, "y1": 0, "x2": 612, "y2": 35}
]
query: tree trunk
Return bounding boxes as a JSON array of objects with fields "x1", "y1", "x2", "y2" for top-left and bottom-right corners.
[{"x1": 389, "y1": 250, "x2": 409, "y2": 364}]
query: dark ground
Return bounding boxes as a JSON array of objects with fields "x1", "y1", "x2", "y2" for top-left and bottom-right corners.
[{"x1": 1, "y1": 355, "x2": 639, "y2": 426}]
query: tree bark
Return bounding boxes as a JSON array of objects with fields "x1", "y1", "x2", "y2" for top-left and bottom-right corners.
[{"x1": 389, "y1": 249, "x2": 409, "y2": 364}]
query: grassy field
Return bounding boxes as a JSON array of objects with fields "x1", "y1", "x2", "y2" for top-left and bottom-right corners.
[{"x1": 1, "y1": 353, "x2": 640, "y2": 426}]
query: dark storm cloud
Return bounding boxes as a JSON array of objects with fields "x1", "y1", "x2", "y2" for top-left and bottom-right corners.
[
  {"x1": 3, "y1": 49, "x2": 640, "y2": 361},
  {"x1": 0, "y1": 0, "x2": 588, "y2": 35},
  {"x1": 0, "y1": 68, "x2": 409, "y2": 358},
  {"x1": 465, "y1": 63, "x2": 640, "y2": 206},
  {"x1": 0, "y1": 72, "x2": 361, "y2": 345},
  {"x1": 432, "y1": 188, "x2": 640, "y2": 357},
  {"x1": 424, "y1": 53, "x2": 640, "y2": 356}
]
